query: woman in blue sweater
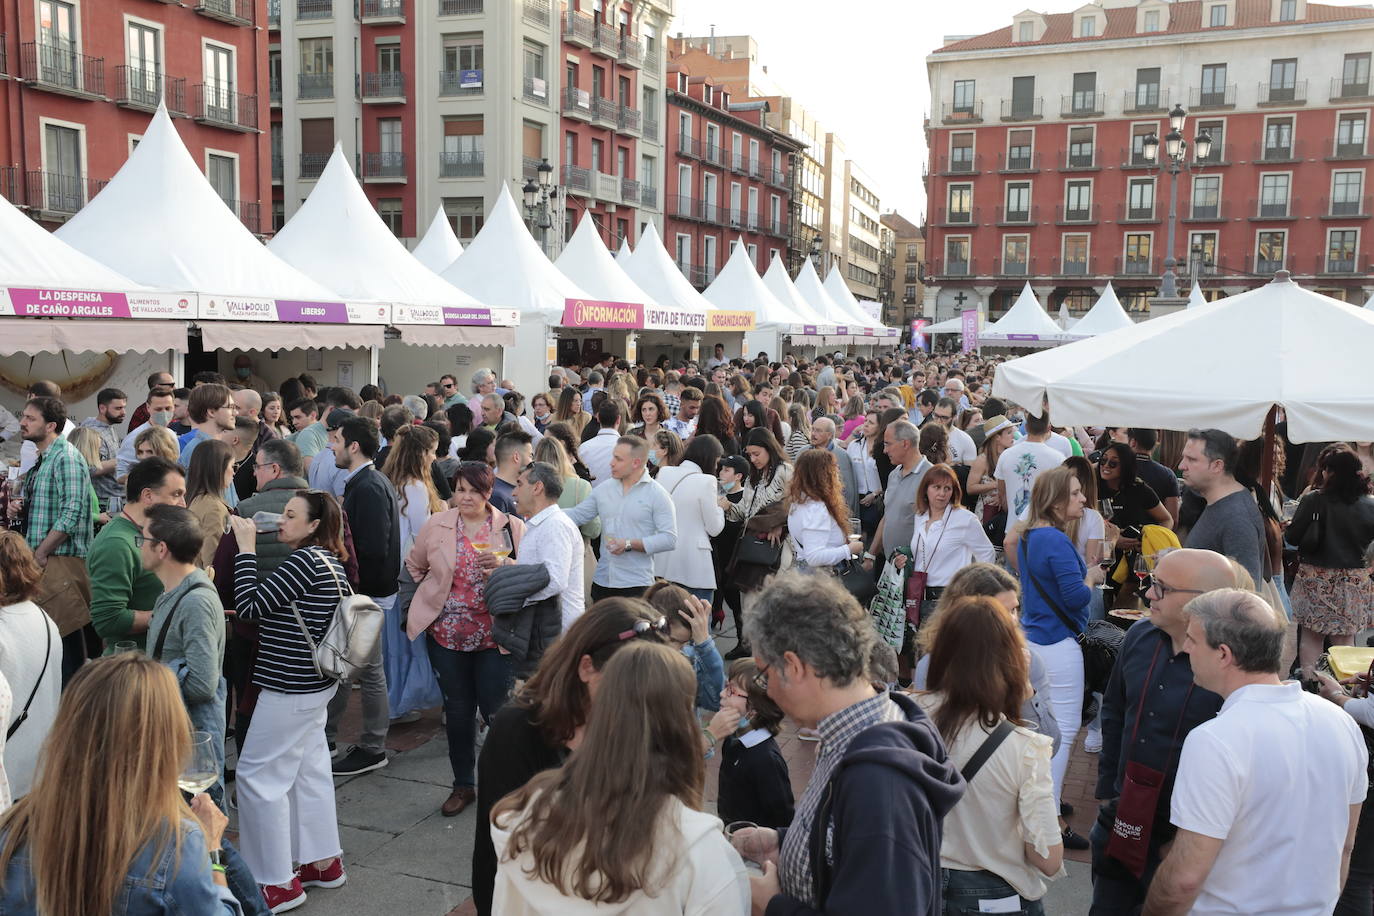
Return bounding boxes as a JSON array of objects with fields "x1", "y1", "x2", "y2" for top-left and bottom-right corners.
[{"x1": 1016, "y1": 465, "x2": 1103, "y2": 850}]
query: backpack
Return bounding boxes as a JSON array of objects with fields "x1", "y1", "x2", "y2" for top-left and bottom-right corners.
[{"x1": 290, "y1": 548, "x2": 384, "y2": 681}]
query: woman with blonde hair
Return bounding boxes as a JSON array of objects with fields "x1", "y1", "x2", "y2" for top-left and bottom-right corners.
[
  {"x1": 64, "y1": 427, "x2": 104, "y2": 522},
  {"x1": 134, "y1": 425, "x2": 180, "y2": 466},
  {"x1": 785, "y1": 448, "x2": 862, "y2": 571},
  {"x1": 812, "y1": 385, "x2": 838, "y2": 423},
  {"x1": 648, "y1": 428, "x2": 683, "y2": 476},
  {"x1": 553, "y1": 387, "x2": 589, "y2": 439},
  {"x1": 968, "y1": 416, "x2": 1015, "y2": 527},
  {"x1": 784, "y1": 403, "x2": 811, "y2": 461},
  {"x1": 490, "y1": 641, "x2": 748, "y2": 913},
  {"x1": 0, "y1": 654, "x2": 238, "y2": 915}
]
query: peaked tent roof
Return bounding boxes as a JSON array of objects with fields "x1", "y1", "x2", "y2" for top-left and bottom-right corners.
[
  {"x1": 440, "y1": 186, "x2": 592, "y2": 321},
  {"x1": 1188, "y1": 282, "x2": 1209, "y2": 309},
  {"x1": 269, "y1": 148, "x2": 488, "y2": 309},
  {"x1": 0, "y1": 193, "x2": 147, "y2": 291},
  {"x1": 761, "y1": 254, "x2": 829, "y2": 328},
  {"x1": 412, "y1": 207, "x2": 464, "y2": 275},
  {"x1": 555, "y1": 214, "x2": 657, "y2": 307},
  {"x1": 1064, "y1": 283, "x2": 1134, "y2": 338},
  {"x1": 1366, "y1": 290, "x2": 1374, "y2": 310},
  {"x1": 702, "y1": 241, "x2": 805, "y2": 329},
  {"x1": 794, "y1": 258, "x2": 845, "y2": 326},
  {"x1": 822, "y1": 266, "x2": 880, "y2": 328},
  {"x1": 982, "y1": 283, "x2": 1064, "y2": 342},
  {"x1": 616, "y1": 238, "x2": 633, "y2": 266},
  {"x1": 621, "y1": 223, "x2": 714, "y2": 317},
  {"x1": 56, "y1": 105, "x2": 338, "y2": 301}
]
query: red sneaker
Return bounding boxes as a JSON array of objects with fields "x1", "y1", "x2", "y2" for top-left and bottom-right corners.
[
  {"x1": 296, "y1": 857, "x2": 347, "y2": 889},
  {"x1": 260, "y1": 877, "x2": 307, "y2": 913}
]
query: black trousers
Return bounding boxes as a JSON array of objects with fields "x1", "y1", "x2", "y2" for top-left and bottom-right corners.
[{"x1": 589, "y1": 583, "x2": 649, "y2": 602}]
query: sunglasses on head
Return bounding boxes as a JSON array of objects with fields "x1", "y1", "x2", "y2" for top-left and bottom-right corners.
[{"x1": 589, "y1": 616, "x2": 670, "y2": 655}]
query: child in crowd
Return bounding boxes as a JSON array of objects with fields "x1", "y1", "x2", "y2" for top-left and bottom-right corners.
[
  {"x1": 707, "y1": 659, "x2": 794, "y2": 829},
  {"x1": 645, "y1": 581, "x2": 725, "y2": 713}
]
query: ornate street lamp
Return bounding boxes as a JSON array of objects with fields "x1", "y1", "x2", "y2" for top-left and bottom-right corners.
[{"x1": 1142, "y1": 105, "x2": 1213, "y2": 298}]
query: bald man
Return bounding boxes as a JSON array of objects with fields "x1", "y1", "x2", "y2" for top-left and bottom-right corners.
[
  {"x1": 808, "y1": 416, "x2": 858, "y2": 519},
  {"x1": 1090, "y1": 549, "x2": 1254, "y2": 912}
]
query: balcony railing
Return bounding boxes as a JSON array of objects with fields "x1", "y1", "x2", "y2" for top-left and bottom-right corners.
[
  {"x1": 563, "y1": 10, "x2": 595, "y2": 46},
  {"x1": 667, "y1": 194, "x2": 698, "y2": 219},
  {"x1": 1255, "y1": 139, "x2": 1303, "y2": 162},
  {"x1": 770, "y1": 167, "x2": 788, "y2": 187},
  {"x1": 620, "y1": 178, "x2": 639, "y2": 202},
  {"x1": 1252, "y1": 198, "x2": 1292, "y2": 219},
  {"x1": 1055, "y1": 203, "x2": 1099, "y2": 224},
  {"x1": 522, "y1": 0, "x2": 550, "y2": 25},
  {"x1": 562, "y1": 164, "x2": 591, "y2": 193},
  {"x1": 193, "y1": 85, "x2": 257, "y2": 131},
  {"x1": 1055, "y1": 257, "x2": 1095, "y2": 276},
  {"x1": 522, "y1": 75, "x2": 549, "y2": 104},
  {"x1": 299, "y1": 153, "x2": 330, "y2": 179},
  {"x1": 1119, "y1": 202, "x2": 1159, "y2": 223},
  {"x1": 439, "y1": 0, "x2": 481, "y2": 13},
  {"x1": 995, "y1": 204, "x2": 1039, "y2": 226},
  {"x1": 521, "y1": 157, "x2": 541, "y2": 179},
  {"x1": 1254, "y1": 255, "x2": 1288, "y2": 275},
  {"x1": 1189, "y1": 83, "x2": 1236, "y2": 109},
  {"x1": 645, "y1": 46, "x2": 660, "y2": 70},
  {"x1": 619, "y1": 35, "x2": 643, "y2": 67},
  {"x1": 1258, "y1": 80, "x2": 1305, "y2": 106},
  {"x1": 268, "y1": 0, "x2": 281, "y2": 27},
  {"x1": 1061, "y1": 92, "x2": 1104, "y2": 117},
  {"x1": 360, "y1": 71, "x2": 405, "y2": 100},
  {"x1": 592, "y1": 96, "x2": 618, "y2": 124},
  {"x1": 24, "y1": 170, "x2": 107, "y2": 216},
  {"x1": 941, "y1": 101, "x2": 983, "y2": 124},
  {"x1": 1116, "y1": 256, "x2": 1157, "y2": 276},
  {"x1": 1000, "y1": 98, "x2": 1043, "y2": 121},
  {"x1": 1185, "y1": 200, "x2": 1228, "y2": 221},
  {"x1": 928, "y1": 258, "x2": 975, "y2": 278},
  {"x1": 225, "y1": 199, "x2": 260, "y2": 233},
  {"x1": 592, "y1": 171, "x2": 619, "y2": 202},
  {"x1": 359, "y1": 0, "x2": 405, "y2": 21},
  {"x1": 440, "y1": 70, "x2": 483, "y2": 96},
  {"x1": 1331, "y1": 76, "x2": 1372, "y2": 101},
  {"x1": 767, "y1": 216, "x2": 790, "y2": 238},
  {"x1": 1322, "y1": 195, "x2": 1372, "y2": 218},
  {"x1": 593, "y1": 24, "x2": 619, "y2": 57},
  {"x1": 933, "y1": 206, "x2": 980, "y2": 227},
  {"x1": 1318, "y1": 253, "x2": 1366, "y2": 275},
  {"x1": 703, "y1": 143, "x2": 724, "y2": 166},
  {"x1": 269, "y1": 77, "x2": 282, "y2": 104},
  {"x1": 1121, "y1": 146, "x2": 1158, "y2": 168},
  {"x1": 439, "y1": 150, "x2": 483, "y2": 178},
  {"x1": 1123, "y1": 88, "x2": 1169, "y2": 113},
  {"x1": 1060, "y1": 149, "x2": 1097, "y2": 170},
  {"x1": 996, "y1": 152, "x2": 1041, "y2": 172},
  {"x1": 562, "y1": 86, "x2": 592, "y2": 117},
  {"x1": 1330, "y1": 139, "x2": 1370, "y2": 160},
  {"x1": 20, "y1": 42, "x2": 105, "y2": 99},
  {"x1": 298, "y1": 72, "x2": 333, "y2": 99},
  {"x1": 997, "y1": 258, "x2": 1034, "y2": 277},
  {"x1": 0, "y1": 167, "x2": 22, "y2": 207},
  {"x1": 114, "y1": 67, "x2": 186, "y2": 114},
  {"x1": 272, "y1": 154, "x2": 283, "y2": 183},
  {"x1": 677, "y1": 135, "x2": 698, "y2": 158},
  {"x1": 932, "y1": 153, "x2": 980, "y2": 174},
  {"x1": 643, "y1": 116, "x2": 658, "y2": 142},
  {"x1": 617, "y1": 104, "x2": 641, "y2": 134},
  {"x1": 640, "y1": 185, "x2": 658, "y2": 209},
  {"x1": 1196, "y1": 142, "x2": 1231, "y2": 165},
  {"x1": 362, "y1": 152, "x2": 407, "y2": 180},
  {"x1": 195, "y1": 0, "x2": 254, "y2": 25},
  {"x1": 297, "y1": 0, "x2": 332, "y2": 18}
]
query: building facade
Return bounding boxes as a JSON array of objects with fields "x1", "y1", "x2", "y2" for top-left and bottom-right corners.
[
  {"x1": 663, "y1": 50, "x2": 798, "y2": 289},
  {"x1": 924, "y1": 0, "x2": 1374, "y2": 322},
  {"x1": 882, "y1": 210, "x2": 925, "y2": 325},
  {"x1": 1, "y1": 0, "x2": 266, "y2": 230}
]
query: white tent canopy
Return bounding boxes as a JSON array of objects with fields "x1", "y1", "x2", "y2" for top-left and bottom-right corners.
[
  {"x1": 440, "y1": 186, "x2": 591, "y2": 321},
  {"x1": 269, "y1": 148, "x2": 488, "y2": 309},
  {"x1": 794, "y1": 258, "x2": 843, "y2": 326},
  {"x1": 980, "y1": 283, "x2": 1063, "y2": 345},
  {"x1": 1365, "y1": 290, "x2": 1374, "y2": 310},
  {"x1": 1063, "y1": 283, "x2": 1133, "y2": 338},
  {"x1": 702, "y1": 240, "x2": 805, "y2": 329},
  {"x1": 1188, "y1": 282, "x2": 1209, "y2": 309},
  {"x1": 0, "y1": 193, "x2": 147, "y2": 291},
  {"x1": 922, "y1": 315, "x2": 966, "y2": 335},
  {"x1": 555, "y1": 214, "x2": 657, "y2": 307},
  {"x1": 993, "y1": 274, "x2": 1374, "y2": 442},
  {"x1": 620, "y1": 223, "x2": 713, "y2": 318},
  {"x1": 762, "y1": 255, "x2": 830, "y2": 328},
  {"x1": 822, "y1": 266, "x2": 879, "y2": 328},
  {"x1": 412, "y1": 207, "x2": 464, "y2": 275},
  {"x1": 56, "y1": 105, "x2": 338, "y2": 301},
  {"x1": 616, "y1": 238, "x2": 633, "y2": 265}
]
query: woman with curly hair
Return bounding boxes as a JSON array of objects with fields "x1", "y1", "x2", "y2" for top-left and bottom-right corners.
[
  {"x1": 629, "y1": 391, "x2": 668, "y2": 443},
  {"x1": 695, "y1": 395, "x2": 738, "y2": 457},
  {"x1": 785, "y1": 448, "x2": 862, "y2": 572}
]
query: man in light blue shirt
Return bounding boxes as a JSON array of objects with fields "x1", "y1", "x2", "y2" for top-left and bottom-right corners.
[
  {"x1": 307, "y1": 409, "x2": 354, "y2": 498},
  {"x1": 581, "y1": 370, "x2": 606, "y2": 412},
  {"x1": 565, "y1": 436, "x2": 677, "y2": 599}
]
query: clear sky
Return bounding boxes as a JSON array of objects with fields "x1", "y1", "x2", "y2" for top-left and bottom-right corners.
[{"x1": 670, "y1": 0, "x2": 1370, "y2": 221}]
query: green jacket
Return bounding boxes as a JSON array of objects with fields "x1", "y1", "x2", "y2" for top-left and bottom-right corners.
[{"x1": 87, "y1": 515, "x2": 163, "y2": 650}]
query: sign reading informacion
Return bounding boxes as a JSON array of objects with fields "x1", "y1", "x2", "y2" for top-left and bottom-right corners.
[
  {"x1": 560, "y1": 298, "x2": 644, "y2": 330},
  {"x1": 390, "y1": 304, "x2": 521, "y2": 327},
  {"x1": 198, "y1": 298, "x2": 389, "y2": 324},
  {"x1": 2, "y1": 287, "x2": 195, "y2": 319},
  {"x1": 705, "y1": 310, "x2": 756, "y2": 333}
]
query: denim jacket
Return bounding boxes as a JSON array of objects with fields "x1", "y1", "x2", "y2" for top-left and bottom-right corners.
[
  {"x1": 0, "y1": 819, "x2": 240, "y2": 915},
  {"x1": 683, "y1": 638, "x2": 725, "y2": 712}
]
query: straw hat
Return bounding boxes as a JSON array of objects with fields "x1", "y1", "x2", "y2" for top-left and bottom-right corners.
[{"x1": 983, "y1": 415, "x2": 1013, "y2": 438}]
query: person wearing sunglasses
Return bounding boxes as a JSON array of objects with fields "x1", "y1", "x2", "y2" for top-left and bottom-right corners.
[
  {"x1": 1096, "y1": 442, "x2": 1172, "y2": 553},
  {"x1": 1090, "y1": 548, "x2": 1248, "y2": 914}
]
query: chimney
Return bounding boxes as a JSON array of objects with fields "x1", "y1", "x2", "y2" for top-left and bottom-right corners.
[{"x1": 709, "y1": 24, "x2": 716, "y2": 57}]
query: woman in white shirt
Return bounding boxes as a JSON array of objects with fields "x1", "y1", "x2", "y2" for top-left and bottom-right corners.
[
  {"x1": 785, "y1": 449, "x2": 863, "y2": 570},
  {"x1": 847, "y1": 410, "x2": 883, "y2": 541},
  {"x1": 896, "y1": 464, "x2": 995, "y2": 619},
  {"x1": 915, "y1": 594, "x2": 1063, "y2": 914},
  {"x1": 653, "y1": 435, "x2": 726, "y2": 602}
]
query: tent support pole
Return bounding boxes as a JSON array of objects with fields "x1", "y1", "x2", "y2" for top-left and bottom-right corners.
[{"x1": 1260, "y1": 405, "x2": 1278, "y2": 494}]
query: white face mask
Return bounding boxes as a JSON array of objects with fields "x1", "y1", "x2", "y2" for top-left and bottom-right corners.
[{"x1": 151, "y1": 410, "x2": 174, "y2": 427}]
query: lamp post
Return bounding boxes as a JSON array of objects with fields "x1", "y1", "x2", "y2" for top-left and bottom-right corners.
[
  {"x1": 1142, "y1": 104, "x2": 1212, "y2": 299},
  {"x1": 520, "y1": 157, "x2": 560, "y2": 254},
  {"x1": 811, "y1": 233, "x2": 826, "y2": 274}
]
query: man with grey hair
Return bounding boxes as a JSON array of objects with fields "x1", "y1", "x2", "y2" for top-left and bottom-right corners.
[
  {"x1": 400, "y1": 394, "x2": 429, "y2": 421},
  {"x1": 732, "y1": 569, "x2": 962, "y2": 914},
  {"x1": 1142, "y1": 589, "x2": 1366, "y2": 916},
  {"x1": 864, "y1": 419, "x2": 930, "y2": 571},
  {"x1": 462, "y1": 368, "x2": 499, "y2": 415},
  {"x1": 808, "y1": 417, "x2": 858, "y2": 518},
  {"x1": 581, "y1": 370, "x2": 606, "y2": 411},
  {"x1": 511, "y1": 461, "x2": 584, "y2": 630}
]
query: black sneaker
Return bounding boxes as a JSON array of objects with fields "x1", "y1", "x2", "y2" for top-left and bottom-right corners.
[
  {"x1": 723, "y1": 642, "x2": 752, "y2": 661},
  {"x1": 1061, "y1": 827, "x2": 1090, "y2": 851},
  {"x1": 331, "y1": 746, "x2": 388, "y2": 777}
]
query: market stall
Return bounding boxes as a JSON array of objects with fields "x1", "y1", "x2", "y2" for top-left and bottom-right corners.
[
  {"x1": 620, "y1": 224, "x2": 729, "y2": 363},
  {"x1": 978, "y1": 283, "x2": 1064, "y2": 350},
  {"x1": 702, "y1": 242, "x2": 802, "y2": 362},
  {"x1": 794, "y1": 258, "x2": 856, "y2": 352},
  {"x1": 1059, "y1": 283, "x2": 1133, "y2": 340},
  {"x1": 823, "y1": 266, "x2": 898, "y2": 354},
  {"x1": 411, "y1": 207, "x2": 465, "y2": 276},
  {"x1": 760, "y1": 254, "x2": 832, "y2": 357}
]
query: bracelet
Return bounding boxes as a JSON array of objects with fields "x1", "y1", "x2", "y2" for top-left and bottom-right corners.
[
  {"x1": 210, "y1": 864, "x2": 227, "y2": 874},
  {"x1": 863, "y1": 552, "x2": 876, "y2": 560}
]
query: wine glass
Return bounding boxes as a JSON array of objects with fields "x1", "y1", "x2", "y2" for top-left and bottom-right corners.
[
  {"x1": 490, "y1": 527, "x2": 513, "y2": 560},
  {"x1": 1098, "y1": 499, "x2": 1115, "y2": 523},
  {"x1": 178, "y1": 731, "x2": 219, "y2": 796},
  {"x1": 1133, "y1": 553, "x2": 1151, "y2": 590},
  {"x1": 1096, "y1": 537, "x2": 1117, "y2": 591}
]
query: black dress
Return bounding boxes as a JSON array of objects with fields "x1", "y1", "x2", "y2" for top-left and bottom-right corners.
[{"x1": 717, "y1": 731, "x2": 794, "y2": 829}]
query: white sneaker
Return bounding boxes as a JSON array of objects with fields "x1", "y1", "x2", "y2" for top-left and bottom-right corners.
[{"x1": 1084, "y1": 730, "x2": 1103, "y2": 754}]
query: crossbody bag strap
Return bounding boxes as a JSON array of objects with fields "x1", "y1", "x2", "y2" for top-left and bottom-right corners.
[
  {"x1": 151, "y1": 582, "x2": 214, "y2": 662},
  {"x1": 1019, "y1": 534, "x2": 1083, "y2": 638},
  {"x1": 290, "y1": 548, "x2": 338, "y2": 653},
  {"x1": 916, "y1": 508, "x2": 954, "y2": 571},
  {"x1": 6, "y1": 617, "x2": 52, "y2": 740},
  {"x1": 961, "y1": 719, "x2": 1016, "y2": 783}
]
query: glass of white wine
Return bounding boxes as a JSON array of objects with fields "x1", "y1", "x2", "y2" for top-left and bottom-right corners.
[
  {"x1": 490, "y1": 527, "x2": 513, "y2": 561},
  {"x1": 178, "y1": 731, "x2": 219, "y2": 796}
]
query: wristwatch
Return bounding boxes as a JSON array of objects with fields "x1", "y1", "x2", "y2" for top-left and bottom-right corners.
[{"x1": 208, "y1": 848, "x2": 224, "y2": 868}]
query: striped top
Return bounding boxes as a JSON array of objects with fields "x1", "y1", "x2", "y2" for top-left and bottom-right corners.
[{"x1": 233, "y1": 547, "x2": 344, "y2": 694}]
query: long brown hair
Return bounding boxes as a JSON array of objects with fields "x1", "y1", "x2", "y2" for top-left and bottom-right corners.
[
  {"x1": 0, "y1": 529, "x2": 43, "y2": 604},
  {"x1": 0, "y1": 655, "x2": 194, "y2": 916},
  {"x1": 291, "y1": 489, "x2": 349, "y2": 562},
  {"x1": 694, "y1": 395, "x2": 735, "y2": 444},
  {"x1": 554, "y1": 387, "x2": 588, "y2": 436},
  {"x1": 921, "y1": 596, "x2": 1030, "y2": 740},
  {"x1": 786, "y1": 449, "x2": 851, "y2": 537},
  {"x1": 184, "y1": 438, "x2": 234, "y2": 506},
  {"x1": 493, "y1": 641, "x2": 702, "y2": 904},
  {"x1": 515, "y1": 597, "x2": 666, "y2": 746},
  {"x1": 382, "y1": 424, "x2": 443, "y2": 514}
]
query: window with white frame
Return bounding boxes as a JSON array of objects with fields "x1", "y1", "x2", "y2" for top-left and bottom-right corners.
[
  {"x1": 1062, "y1": 234, "x2": 1089, "y2": 274},
  {"x1": 1208, "y1": 4, "x2": 1227, "y2": 26},
  {"x1": 1327, "y1": 229, "x2": 1359, "y2": 272},
  {"x1": 1256, "y1": 230, "x2": 1286, "y2": 272},
  {"x1": 1002, "y1": 235, "x2": 1029, "y2": 274},
  {"x1": 1189, "y1": 231, "x2": 1218, "y2": 274},
  {"x1": 1260, "y1": 174, "x2": 1290, "y2": 216},
  {"x1": 1331, "y1": 171, "x2": 1363, "y2": 215},
  {"x1": 1127, "y1": 178, "x2": 1155, "y2": 219},
  {"x1": 1124, "y1": 233, "x2": 1152, "y2": 273},
  {"x1": 1191, "y1": 175, "x2": 1221, "y2": 218},
  {"x1": 945, "y1": 236, "x2": 970, "y2": 274},
  {"x1": 947, "y1": 183, "x2": 972, "y2": 222},
  {"x1": 675, "y1": 233, "x2": 692, "y2": 271},
  {"x1": 207, "y1": 152, "x2": 236, "y2": 207}
]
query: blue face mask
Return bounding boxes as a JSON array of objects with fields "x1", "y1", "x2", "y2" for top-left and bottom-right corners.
[
  {"x1": 648, "y1": 450, "x2": 661, "y2": 466},
  {"x1": 720, "y1": 479, "x2": 737, "y2": 493},
  {"x1": 737, "y1": 716, "x2": 751, "y2": 731}
]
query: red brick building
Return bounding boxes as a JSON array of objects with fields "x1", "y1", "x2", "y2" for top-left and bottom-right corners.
[
  {"x1": 1, "y1": 0, "x2": 267, "y2": 231},
  {"x1": 664, "y1": 48, "x2": 799, "y2": 290},
  {"x1": 923, "y1": 0, "x2": 1374, "y2": 321}
]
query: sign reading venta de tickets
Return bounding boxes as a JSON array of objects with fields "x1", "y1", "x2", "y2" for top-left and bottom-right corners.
[
  {"x1": 561, "y1": 299, "x2": 710, "y2": 332},
  {"x1": 198, "y1": 298, "x2": 391, "y2": 324},
  {"x1": 1, "y1": 287, "x2": 196, "y2": 319}
]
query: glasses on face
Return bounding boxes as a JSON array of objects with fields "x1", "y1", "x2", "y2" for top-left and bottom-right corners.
[
  {"x1": 1143, "y1": 575, "x2": 1207, "y2": 599},
  {"x1": 1102, "y1": 459, "x2": 1120, "y2": 469},
  {"x1": 132, "y1": 533, "x2": 160, "y2": 548},
  {"x1": 753, "y1": 662, "x2": 772, "y2": 692},
  {"x1": 442, "y1": 383, "x2": 456, "y2": 391},
  {"x1": 933, "y1": 412, "x2": 953, "y2": 422},
  {"x1": 254, "y1": 460, "x2": 278, "y2": 472}
]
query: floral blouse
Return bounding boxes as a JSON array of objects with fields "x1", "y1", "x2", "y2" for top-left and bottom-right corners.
[{"x1": 428, "y1": 517, "x2": 498, "y2": 652}]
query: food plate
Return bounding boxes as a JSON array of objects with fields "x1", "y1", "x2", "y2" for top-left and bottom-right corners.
[{"x1": 1108, "y1": 608, "x2": 1149, "y2": 623}]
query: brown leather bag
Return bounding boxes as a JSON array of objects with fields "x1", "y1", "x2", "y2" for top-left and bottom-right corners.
[{"x1": 34, "y1": 555, "x2": 92, "y2": 637}]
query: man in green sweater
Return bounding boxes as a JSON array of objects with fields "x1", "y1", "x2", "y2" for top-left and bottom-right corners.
[{"x1": 87, "y1": 456, "x2": 186, "y2": 652}]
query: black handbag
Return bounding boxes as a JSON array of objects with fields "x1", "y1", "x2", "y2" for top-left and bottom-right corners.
[
  {"x1": 732, "y1": 531, "x2": 783, "y2": 570},
  {"x1": 1299, "y1": 494, "x2": 1325, "y2": 556},
  {"x1": 1019, "y1": 536, "x2": 1124, "y2": 697},
  {"x1": 837, "y1": 558, "x2": 877, "y2": 606}
]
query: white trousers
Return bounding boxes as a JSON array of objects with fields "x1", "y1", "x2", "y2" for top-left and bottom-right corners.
[
  {"x1": 1029, "y1": 636, "x2": 1083, "y2": 806},
  {"x1": 237, "y1": 685, "x2": 342, "y2": 886}
]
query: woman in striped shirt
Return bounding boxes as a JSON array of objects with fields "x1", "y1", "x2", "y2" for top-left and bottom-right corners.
[{"x1": 228, "y1": 489, "x2": 348, "y2": 914}]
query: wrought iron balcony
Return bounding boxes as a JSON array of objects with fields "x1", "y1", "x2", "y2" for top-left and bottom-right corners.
[
  {"x1": 997, "y1": 257, "x2": 1034, "y2": 277},
  {"x1": 592, "y1": 96, "x2": 618, "y2": 125},
  {"x1": 268, "y1": 0, "x2": 281, "y2": 27},
  {"x1": 617, "y1": 104, "x2": 641, "y2": 134},
  {"x1": 562, "y1": 86, "x2": 593, "y2": 118},
  {"x1": 360, "y1": 71, "x2": 405, "y2": 100},
  {"x1": 620, "y1": 178, "x2": 640, "y2": 202},
  {"x1": 619, "y1": 35, "x2": 643, "y2": 68},
  {"x1": 522, "y1": 0, "x2": 550, "y2": 25},
  {"x1": 1184, "y1": 200, "x2": 1228, "y2": 221},
  {"x1": 561, "y1": 164, "x2": 591, "y2": 194},
  {"x1": 1318, "y1": 252, "x2": 1365, "y2": 275},
  {"x1": 995, "y1": 204, "x2": 1038, "y2": 226},
  {"x1": 195, "y1": 0, "x2": 254, "y2": 25},
  {"x1": 193, "y1": 85, "x2": 257, "y2": 132},
  {"x1": 1061, "y1": 92, "x2": 1104, "y2": 117},
  {"x1": 19, "y1": 42, "x2": 105, "y2": 99},
  {"x1": 269, "y1": 76, "x2": 282, "y2": 105},
  {"x1": 563, "y1": 10, "x2": 595, "y2": 46},
  {"x1": 439, "y1": 150, "x2": 483, "y2": 178},
  {"x1": 359, "y1": 0, "x2": 405, "y2": 21},
  {"x1": 640, "y1": 185, "x2": 658, "y2": 209},
  {"x1": 1254, "y1": 255, "x2": 1288, "y2": 275},
  {"x1": 1250, "y1": 198, "x2": 1293, "y2": 219},
  {"x1": 1054, "y1": 256, "x2": 1095, "y2": 277},
  {"x1": 1188, "y1": 84, "x2": 1236, "y2": 109},
  {"x1": 997, "y1": 152, "x2": 1041, "y2": 173},
  {"x1": 114, "y1": 67, "x2": 186, "y2": 115},
  {"x1": 1258, "y1": 80, "x2": 1305, "y2": 106},
  {"x1": 522, "y1": 75, "x2": 549, "y2": 104},
  {"x1": 298, "y1": 73, "x2": 333, "y2": 99},
  {"x1": 1055, "y1": 203, "x2": 1099, "y2": 225},
  {"x1": 297, "y1": 0, "x2": 332, "y2": 18},
  {"x1": 643, "y1": 117, "x2": 658, "y2": 142},
  {"x1": 1331, "y1": 76, "x2": 1372, "y2": 101},
  {"x1": 1329, "y1": 138, "x2": 1371, "y2": 160},
  {"x1": 272, "y1": 154, "x2": 283, "y2": 183},
  {"x1": 933, "y1": 206, "x2": 979, "y2": 227},
  {"x1": 1060, "y1": 149, "x2": 1097, "y2": 170},
  {"x1": 439, "y1": 0, "x2": 481, "y2": 13},
  {"x1": 1321, "y1": 195, "x2": 1371, "y2": 218},
  {"x1": 0, "y1": 167, "x2": 22, "y2": 207},
  {"x1": 362, "y1": 152, "x2": 407, "y2": 181},
  {"x1": 24, "y1": 170, "x2": 107, "y2": 216},
  {"x1": 593, "y1": 24, "x2": 619, "y2": 58},
  {"x1": 941, "y1": 101, "x2": 982, "y2": 124},
  {"x1": 299, "y1": 153, "x2": 330, "y2": 179},
  {"x1": 1115, "y1": 255, "x2": 1157, "y2": 276},
  {"x1": 1123, "y1": 88, "x2": 1169, "y2": 114},
  {"x1": 1000, "y1": 98, "x2": 1043, "y2": 122},
  {"x1": 1118, "y1": 202, "x2": 1159, "y2": 223},
  {"x1": 225, "y1": 199, "x2": 260, "y2": 233},
  {"x1": 440, "y1": 70, "x2": 483, "y2": 96}
]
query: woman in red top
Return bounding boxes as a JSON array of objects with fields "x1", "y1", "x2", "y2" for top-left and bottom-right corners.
[{"x1": 398, "y1": 462, "x2": 525, "y2": 818}]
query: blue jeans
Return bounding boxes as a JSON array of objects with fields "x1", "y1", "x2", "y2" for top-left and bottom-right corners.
[
  {"x1": 683, "y1": 586, "x2": 714, "y2": 604},
  {"x1": 942, "y1": 868, "x2": 1045, "y2": 916},
  {"x1": 425, "y1": 638, "x2": 512, "y2": 788}
]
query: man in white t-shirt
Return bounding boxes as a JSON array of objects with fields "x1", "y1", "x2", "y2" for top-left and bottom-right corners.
[
  {"x1": 1045, "y1": 429, "x2": 1075, "y2": 459},
  {"x1": 994, "y1": 410, "x2": 1064, "y2": 520},
  {"x1": 931, "y1": 397, "x2": 977, "y2": 466},
  {"x1": 1142, "y1": 589, "x2": 1366, "y2": 916}
]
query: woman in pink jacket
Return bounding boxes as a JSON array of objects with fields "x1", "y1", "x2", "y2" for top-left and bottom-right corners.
[{"x1": 401, "y1": 461, "x2": 525, "y2": 818}]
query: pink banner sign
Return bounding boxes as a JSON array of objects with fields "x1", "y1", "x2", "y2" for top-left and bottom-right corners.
[
  {"x1": 960, "y1": 309, "x2": 980, "y2": 353},
  {"x1": 9, "y1": 288, "x2": 132, "y2": 318},
  {"x1": 275, "y1": 300, "x2": 351, "y2": 323},
  {"x1": 561, "y1": 298, "x2": 644, "y2": 329},
  {"x1": 911, "y1": 318, "x2": 929, "y2": 351}
]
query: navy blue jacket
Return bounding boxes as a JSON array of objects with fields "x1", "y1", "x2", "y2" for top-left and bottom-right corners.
[
  {"x1": 342, "y1": 464, "x2": 401, "y2": 598},
  {"x1": 767, "y1": 691, "x2": 965, "y2": 916}
]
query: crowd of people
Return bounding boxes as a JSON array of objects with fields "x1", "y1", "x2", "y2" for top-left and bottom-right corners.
[{"x1": 0, "y1": 344, "x2": 1372, "y2": 915}]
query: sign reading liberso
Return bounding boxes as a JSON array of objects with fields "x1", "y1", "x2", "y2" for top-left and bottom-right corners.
[
  {"x1": 390, "y1": 304, "x2": 521, "y2": 327},
  {"x1": 1, "y1": 287, "x2": 195, "y2": 319},
  {"x1": 198, "y1": 298, "x2": 390, "y2": 324},
  {"x1": 705, "y1": 310, "x2": 757, "y2": 332}
]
